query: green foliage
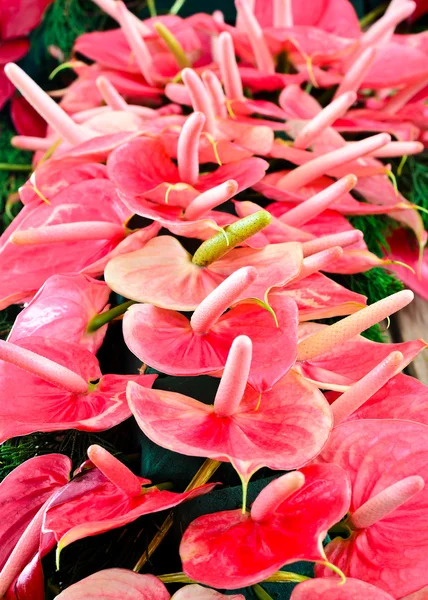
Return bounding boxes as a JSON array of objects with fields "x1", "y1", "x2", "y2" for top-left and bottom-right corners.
[{"x1": 395, "y1": 154, "x2": 428, "y2": 230}]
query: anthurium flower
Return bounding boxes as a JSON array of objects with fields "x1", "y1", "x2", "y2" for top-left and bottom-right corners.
[
  {"x1": 0, "y1": 176, "x2": 157, "y2": 309},
  {"x1": 8, "y1": 273, "x2": 110, "y2": 353},
  {"x1": 106, "y1": 111, "x2": 269, "y2": 212},
  {"x1": 0, "y1": 454, "x2": 71, "y2": 599},
  {"x1": 128, "y1": 334, "x2": 332, "y2": 484},
  {"x1": 123, "y1": 267, "x2": 299, "y2": 393},
  {"x1": 43, "y1": 445, "x2": 216, "y2": 553},
  {"x1": 384, "y1": 229, "x2": 428, "y2": 301},
  {"x1": 172, "y1": 586, "x2": 244, "y2": 599},
  {"x1": 105, "y1": 212, "x2": 303, "y2": 310},
  {"x1": 55, "y1": 570, "x2": 170, "y2": 600},
  {"x1": 317, "y1": 419, "x2": 428, "y2": 597},
  {"x1": 0, "y1": 337, "x2": 156, "y2": 440},
  {"x1": 180, "y1": 464, "x2": 351, "y2": 589},
  {"x1": 290, "y1": 577, "x2": 395, "y2": 599}
]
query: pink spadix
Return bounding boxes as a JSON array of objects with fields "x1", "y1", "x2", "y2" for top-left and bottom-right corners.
[
  {"x1": 178, "y1": 112, "x2": 206, "y2": 185},
  {"x1": 273, "y1": 0, "x2": 293, "y2": 28},
  {"x1": 297, "y1": 289, "x2": 414, "y2": 361},
  {"x1": 351, "y1": 1, "x2": 416, "y2": 63},
  {"x1": 301, "y1": 230, "x2": 363, "y2": 257},
  {"x1": 296, "y1": 247, "x2": 343, "y2": 281},
  {"x1": 251, "y1": 471, "x2": 305, "y2": 522},
  {"x1": 384, "y1": 75, "x2": 428, "y2": 113},
  {"x1": 235, "y1": 0, "x2": 275, "y2": 74},
  {"x1": 10, "y1": 222, "x2": 126, "y2": 245},
  {"x1": 280, "y1": 175, "x2": 358, "y2": 228},
  {"x1": 87, "y1": 445, "x2": 142, "y2": 497},
  {"x1": 11, "y1": 136, "x2": 51, "y2": 151},
  {"x1": 213, "y1": 335, "x2": 252, "y2": 417},
  {"x1": 366, "y1": 140, "x2": 424, "y2": 158},
  {"x1": 90, "y1": 0, "x2": 150, "y2": 33},
  {"x1": 4, "y1": 63, "x2": 90, "y2": 146},
  {"x1": 116, "y1": 1, "x2": 156, "y2": 87},
  {"x1": 190, "y1": 267, "x2": 258, "y2": 334},
  {"x1": 350, "y1": 475, "x2": 424, "y2": 529},
  {"x1": 202, "y1": 70, "x2": 227, "y2": 118},
  {"x1": 184, "y1": 180, "x2": 238, "y2": 220},
  {"x1": 182, "y1": 69, "x2": 217, "y2": 135},
  {"x1": 0, "y1": 339, "x2": 88, "y2": 394},
  {"x1": 278, "y1": 133, "x2": 391, "y2": 192},
  {"x1": 332, "y1": 351, "x2": 404, "y2": 426},
  {"x1": 218, "y1": 32, "x2": 244, "y2": 100},
  {"x1": 334, "y1": 48, "x2": 377, "y2": 99},
  {"x1": 96, "y1": 76, "x2": 129, "y2": 111},
  {"x1": 294, "y1": 93, "x2": 357, "y2": 150},
  {"x1": 0, "y1": 502, "x2": 47, "y2": 597}
]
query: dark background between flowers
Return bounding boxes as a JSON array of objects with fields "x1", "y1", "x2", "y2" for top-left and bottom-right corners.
[{"x1": 0, "y1": 1, "x2": 427, "y2": 598}]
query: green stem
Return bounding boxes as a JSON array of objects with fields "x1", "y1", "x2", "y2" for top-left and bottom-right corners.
[
  {"x1": 147, "y1": 0, "x2": 157, "y2": 17},
  {"x1": 264, "y1": 571, "x2": 311, "y2": 583},
  {"x1": 0, "y1": 163, "x2": 32, "y2": 172},
  {"x1": 169, "y1": 0, "x2": 187, "y2": 14},
  {"x1": 359, "y1": 2, "x2": 387, "y2": 28},
  {"x1": 133, "y1": 458, "x2": 221, "y2": 572},
  {"x1": 158, "y1": 573, "x2": 196, "y2": 584},
  {"x1": 87, "y1": 301, "x2": 136, "y2": 333},
  {"x1": 253, "y1": 584, "x2": 274, "y2": 600}
]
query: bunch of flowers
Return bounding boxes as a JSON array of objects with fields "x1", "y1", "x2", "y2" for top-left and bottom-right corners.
[{"x1": 0, "y1": 0, "x2": 428, "y2": 598}]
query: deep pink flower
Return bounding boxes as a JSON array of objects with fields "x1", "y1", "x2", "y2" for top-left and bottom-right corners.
[
  {"x1": 128, "y1": 335, "x2": 332, "y2": 483},
  {"x1": 290, "y1": 577, "x2": 395, "y2": 599},
  {"x1": 123, "y1": 267, "x2": 299, "y2": 394},
  {"x1": 0, "y1": 454, "x2": 71, "y2": 599},
  {"x1": 8, "y1": 273, "x2": 110, "y2": 353},
  {"x1": 317, "y1": 419, "x2": 428, "y2": 597},
  {"x1": 0, "y1": 337, "x2": 156, "y2": 440},
  {"x1": 384, "y1": 229, "x2": 428, "y2": 301},
  {"x1": 44, "y1": 445, "x2": 216, "y2": 554},
  {"x1": 180, "y1": 464, "x2": 351, "y2": 588}
]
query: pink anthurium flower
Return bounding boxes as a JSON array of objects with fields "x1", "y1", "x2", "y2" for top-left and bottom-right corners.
[
  {"x1": 290, "y1": 577, "x2": 395, "y2": 599},
  {"x1": 105, "y1": 215, "x2": 304, "y2": 310},
  {"x1": 384, "y1": 229, "x2": 428, "y2": 301},
  {"x1": 172, "y1": 586, "x2": 244, "y2": 599},
  {"x1": 106, "y1": 111, "x2": 269, "y2": 213},
  {"x1": 55, "y1": 570, "x2": 170, "y2": 600},
  {"x1": 0, "y1": 336, "x2": 156, "y2": 440},
  {"x1": 0, "y1": 454, "x2": 71, "y2": 599},
  {"x1": 0, "y1": 176, "x2": 159, "y2": 310},
  {"x1": 123, "y1": 267, "x2": 299, "y2": 393},
  {"x1": 43, "y1": 445, "x2": 216, "y2": 554},
  {"x1": 180, "y1": 464, "x2": 351, "y2": 589},
  {"x1": 8, "y1": 273, "x2": 110, "y2": 353},
  {"x1": 128, "y1": 334, "x2": 332, "y2": 486},
  {"x1": 317, "y1": 419, "x2": 428, "y2": 598}
]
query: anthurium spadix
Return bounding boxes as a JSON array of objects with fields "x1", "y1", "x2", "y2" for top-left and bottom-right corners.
[
  {"x1": 0, "y1": 454, "x2": 71, "y2": 599},
  {"x1": 124, "y1": 267, "x2": 299, "y2": 393},
  {"x1": 128, "y1": 335, "x2": 332, "y2": 485},
  {"x1": 180, "y1": 464, "x2": 351, "y2": 589},
  {"x1": 105, "y1": 212, "x2": 304, "y2": 311},
  {"x1": 43, "y1": 445, "x2": 216, "y2": 553},
  {"x1": 317, "y1": 420, "x2": 428, "y2": 598},
  {"x1": 290, "y1": 578, "x2": 395, "y2": 600},
  {"x1": 0, "y1": 337, "x2": 156, "y2": 441},
  {"x1": 8, "y1": 273, "x2": 110, "y2": 353}
]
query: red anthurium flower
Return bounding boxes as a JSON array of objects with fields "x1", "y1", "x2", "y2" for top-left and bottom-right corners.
[
  {"x1": 290, "y1": 577, "x2": 395, "y2": 599},
  {"x1": 0, "y1": 337, "x2": 156, "y2": 440},
  {"x1": 295, "y1": 290, "x2": 426, "y2": 389},
  {"x1": 384, "y1": 229, "x2": 428, "y2": 301},
  {"x1": 0, "y1": 176, "x2": 159, "y2": 310},
  {"x1": 180, "y1": 464, "x2": 351, "y2": 589},
  {"x1": 106, "y1": 111, "x2": 269, "y2": 213},
  {"x1": 55, "y1": 570, "x2": 170, "y2": 600},
  {"x1": 123, "y1": 267, "x2": 299, "y2": 393},
  {"x1": 317, "y1": 420, "x2": 428, "y2": 598},
  {"x1": 0, "y1": 454, "x2": 71, "y2": 599},
  {"x1": 128, "y1": 334, "x2": 332, "y2": 484},
  {"x1": 105, "y1": 234, "x2": 303, "y2": 311},
  {"x1": 43, "y1": 445, "x2": 216, "y2": 553},
  {"x1": 8, "y1": 273, "x2": 110, "y2": 353}
]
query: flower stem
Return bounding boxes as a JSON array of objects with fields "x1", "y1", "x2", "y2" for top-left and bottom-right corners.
[
  {"x1": 87, "y1": 301, "x2": 136, "y2": 333},
  {"x1": 169, "y1": 0, "x2": 187, "y2": 15},
  {"x1": 158, "y1": 573, "x2": 196, "y2": 584},
  {"x1": 264, "y1": 571, "x2": 311, "y2": 583},
  {"x1": 133, "y1": 458, "x2": 221, "y2": 572},
  {"x1": 253, "y1": 584, "x2": 274, "y2": 600},
  {"x1": 0, "y1": 163, "x2": 32, "y2": 171}
]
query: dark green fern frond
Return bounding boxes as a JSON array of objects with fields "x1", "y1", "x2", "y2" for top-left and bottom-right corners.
[{"x1": 395, "y1": 154, "x2": 428, "y2": 230}]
